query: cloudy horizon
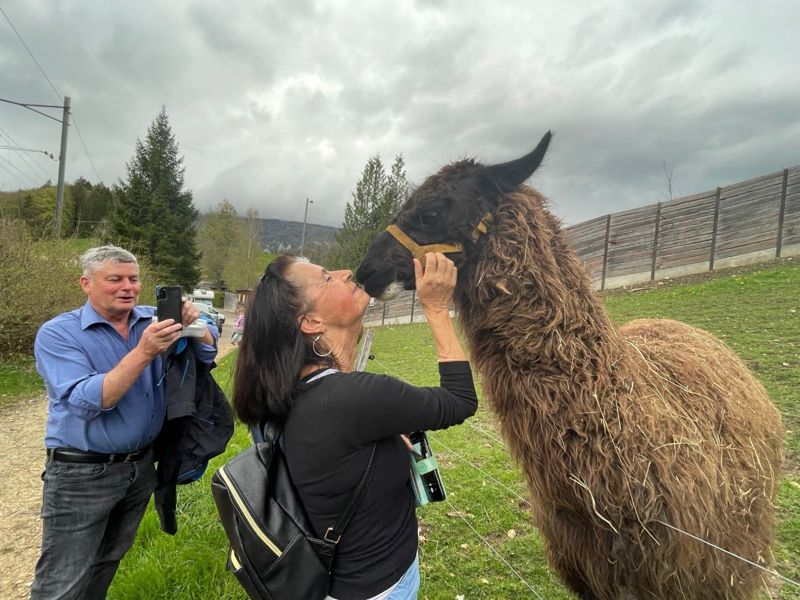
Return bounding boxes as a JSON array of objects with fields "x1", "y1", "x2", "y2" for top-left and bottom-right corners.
[{"x1": 1, "y1": 0, "x2": 798, "y2": 229}]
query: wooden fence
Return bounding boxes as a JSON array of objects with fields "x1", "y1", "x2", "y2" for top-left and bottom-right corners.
[
  {"x1": 567, "y1": 165, "x2": 800, "y2": 289},
  {"x1": 363, "y1": 165, "x2": 800, "y2": 326}
]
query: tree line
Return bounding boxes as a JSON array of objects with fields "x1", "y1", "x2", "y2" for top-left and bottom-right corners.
[{"x1": 2, "y1": 106, "x2": 408, "y2": 283}]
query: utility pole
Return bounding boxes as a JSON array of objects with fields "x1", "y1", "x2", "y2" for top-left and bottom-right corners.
[
  {"x1": 54, "y1": 95, "x2": 70, "y2": 238},
  {"x1": 300, "y1": 197, "x2": 313, "y2": 256}
]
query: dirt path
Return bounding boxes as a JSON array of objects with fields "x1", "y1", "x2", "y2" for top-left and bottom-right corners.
[{"x1": 0, "y1": 334, "x2": 237, "y2": 599}]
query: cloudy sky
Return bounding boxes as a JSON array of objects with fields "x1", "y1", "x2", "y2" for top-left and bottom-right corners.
[{"x1": 1, "y1": 0, "x2": 798, "y2": 228}]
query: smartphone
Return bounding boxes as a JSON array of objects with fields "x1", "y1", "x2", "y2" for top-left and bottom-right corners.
[
  {"x1": 408, "y1": 430, "x2": 446, "y2": 504},
  {"x1": 156, "y1": 285, "x2": 183, "y2": 324}
]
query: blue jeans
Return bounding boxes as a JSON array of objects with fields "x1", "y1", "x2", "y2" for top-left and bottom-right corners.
[
  {"x1": 30, "y1": 450, "x2": 157, "y2": 600},
  {"x1": 326, "y1": 553, "x2": 420, "y2": 600},
  {"x1": 385, "y1": 553, "x2": 420, "y2": 600}
]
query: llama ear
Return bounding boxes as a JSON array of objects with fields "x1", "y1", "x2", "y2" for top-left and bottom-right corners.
[{"x1": 485, "y1": 131, "x2": 552, "y2": 193}]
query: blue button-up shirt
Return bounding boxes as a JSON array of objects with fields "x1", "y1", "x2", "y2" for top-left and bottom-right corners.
[{"x1": 34, "y1": 300, "x2": 218, "y2": 453}]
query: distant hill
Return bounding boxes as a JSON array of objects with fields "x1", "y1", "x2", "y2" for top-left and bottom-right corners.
[{"x1": 259, "y1": 218, "x2": 338, "y2": 253}]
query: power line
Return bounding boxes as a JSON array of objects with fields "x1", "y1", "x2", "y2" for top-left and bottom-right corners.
[
  {"x1": 0, "y1": 126, "x2": 53, "y2": 180},
  {"x1": 0, "y1": 6, "x2": 62, "y2": 100},
  {"x1": 0, "y1": 144, "x2": 48, "y2": 184},
  {"x1": 0, "y1": 154, "x2": 40, "y2": 186},
  {"x1": 0, "y1": 5, "x2": 102, "y2": 183},
  {"x1": 0, "y1": 160, "x2": 30, "y2": 187},
  {"x1": 0, "y1": 96, "x2": 63, "y2": 123},
  {"x1": 71, "y1": 115, "x2": 102, "y2": 181},
  {"x1": 0, "y1": 144, "x2": 56, "y2": 158}
]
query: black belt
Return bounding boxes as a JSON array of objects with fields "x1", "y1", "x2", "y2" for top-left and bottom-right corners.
[{"x1": 46, "y1": 444, "x2": 152, "y2": 464}]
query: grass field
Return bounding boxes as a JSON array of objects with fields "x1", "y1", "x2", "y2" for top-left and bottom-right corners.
[
  {"x1": 0, "y1": 354, "x2": 41, "y2": 408},
  {"x1": 44, "y1": 260, "x2": 800, "y2": 598}
]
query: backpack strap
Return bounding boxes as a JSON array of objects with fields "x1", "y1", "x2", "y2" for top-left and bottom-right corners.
[
  {"x1": 322, "y1": 443, "x2": 377, "y2": 544},
  {"x1": 255, "y1": 367, "x2": 377, "y2": 546}
]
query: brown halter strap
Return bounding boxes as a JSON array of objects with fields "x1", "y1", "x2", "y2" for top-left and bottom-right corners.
[{"x1": 385, "y1": 212, "x2": 494, "y2": 265}]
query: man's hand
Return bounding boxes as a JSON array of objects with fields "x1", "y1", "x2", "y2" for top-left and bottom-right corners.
[
  {"x1": 136, "y1": 319, "x2": 183, "y2": 360},
  {"x1": 180, "y1": 298, "x2": 216, "y2": 346},
  {"x1": 180, "y1": 298, "x2": 201, "y2": 327}
]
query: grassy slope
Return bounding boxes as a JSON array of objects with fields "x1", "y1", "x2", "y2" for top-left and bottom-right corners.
[{"x1": 100, "y1": 261, "x2": 797, "y2": 598}]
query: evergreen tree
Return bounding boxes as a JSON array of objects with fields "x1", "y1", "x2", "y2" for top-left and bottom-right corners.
[
  {"x1": 329, "y1": 154, "x2": 407, "y2": 271},
  {"x1": 84, "y1": 183, "x2": 112, "y2": 236},
  {"x1": 111, "y1": 107, "x2": 200, "y2": 289},
  {"x1": 70, "y1": 177, "x2": 92, "y2": 235}
]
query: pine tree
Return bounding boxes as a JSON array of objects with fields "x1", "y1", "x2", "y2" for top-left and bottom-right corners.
[
  {"x1": 111, "y1": 107, "x2": 200, "y2": 289},
  {"x1": 329, "y1": 154, "x2": 408, "y2": 271}
]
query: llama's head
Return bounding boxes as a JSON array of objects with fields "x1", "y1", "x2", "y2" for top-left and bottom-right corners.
[{"x1": 356, "y1": 131, "x2": 552, "y2": 299}]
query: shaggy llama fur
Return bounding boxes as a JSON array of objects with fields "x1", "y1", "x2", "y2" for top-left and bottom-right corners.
[
  {"x1": 356, "y1": 135, "x2": 784, "y2": 599},
  {"x1": 456, "y1": 189, "x2": 783, "y2": 599}
]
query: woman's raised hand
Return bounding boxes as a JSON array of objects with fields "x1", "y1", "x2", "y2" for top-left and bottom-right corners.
[{"x1": 414, "y1": 252, "x2": 456, "y2": 316}]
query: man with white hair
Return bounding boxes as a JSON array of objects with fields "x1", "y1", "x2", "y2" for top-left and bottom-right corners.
[{"x1": 30, "y1": 245, "x2": 218, "y2": 599}]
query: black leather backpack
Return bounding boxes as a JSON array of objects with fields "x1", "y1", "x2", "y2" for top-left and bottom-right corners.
[{"x1": 211, "y1": 419, "x2": 376, "y2": 600}]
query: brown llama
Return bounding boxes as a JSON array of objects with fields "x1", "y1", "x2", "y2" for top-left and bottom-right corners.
[{"x1": 355, "y1": 132, "x2": 784, "y2": 600}]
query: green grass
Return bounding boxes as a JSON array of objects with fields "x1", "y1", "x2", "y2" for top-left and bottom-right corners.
[
  {"x1": 0, "y1": 354, "x2": 43, "y2": 408},
  {"x1": 100, "y1": 261, "x2": 799, "y2": 598}
]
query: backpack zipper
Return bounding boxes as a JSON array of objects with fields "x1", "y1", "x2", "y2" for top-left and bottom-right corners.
[
  {"x1": 229, "y1": 548, "x2": 243, "y2": 570},
  {"x1": 218, "y1": 465, "x2": 283, "y2": 557}
]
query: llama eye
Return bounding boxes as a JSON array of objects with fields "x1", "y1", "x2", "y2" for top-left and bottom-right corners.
[{"x1": 420, "y1": 210, "x2": 441, "y2": 226}]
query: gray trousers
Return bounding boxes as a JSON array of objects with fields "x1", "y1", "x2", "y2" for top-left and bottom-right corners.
[{"x1": 30, "y1": 449, "x2": 157, "y2": 600}]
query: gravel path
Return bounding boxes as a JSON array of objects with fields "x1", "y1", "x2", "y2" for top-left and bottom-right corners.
[{"x1": 0, "y1": 332, "x2": 237, "y2": 599}]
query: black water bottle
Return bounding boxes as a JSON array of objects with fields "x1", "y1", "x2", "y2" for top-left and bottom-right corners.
[{"x1": 408, "y1": 431, "x2": 446, "y2": 502}]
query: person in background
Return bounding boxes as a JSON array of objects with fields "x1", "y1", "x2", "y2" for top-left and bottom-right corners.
[
  {"x1": 31, "y1": 245, "x2": 218, "y2": 600},
  {"x1": 230, "y1": 306, "x2": 245, "y2": 345},
  {"x1": 233, "y1": 252, "x2": 477, "y2": 600}
]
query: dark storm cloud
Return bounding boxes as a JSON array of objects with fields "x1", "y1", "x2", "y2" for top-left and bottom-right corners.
[{"x1": 1, "y1": 0, "x2": 798, "y2": 229}]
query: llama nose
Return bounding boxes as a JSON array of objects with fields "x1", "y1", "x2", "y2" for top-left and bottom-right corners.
[{"x1": 355, "y1": 264, "x2": 372, "y2": 284}]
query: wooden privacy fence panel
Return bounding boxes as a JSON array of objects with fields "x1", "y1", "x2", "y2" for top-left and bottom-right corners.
[
  {"x1": 363, "y1": 165, "x2": 800, "y2": 325},
  {"x1": 714, "y1": 170, "x2": 784, "y2": 261},
  {"x1": 605, "y1": 205, "x2": 659, "y2": 282},
  {"x1": 655, "y1": 190, "x2": 716, "y2": 271},
  {"x1": 782, "y1": 166, "x2": 800, "y2": 249},
  {"x1": 564, "y1": 216, "x2": 607, "y2": 281}
]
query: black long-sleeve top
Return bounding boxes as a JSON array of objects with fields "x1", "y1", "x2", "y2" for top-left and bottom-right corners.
[{"x1": 284, "y1": 361, "x2": 477, "y2": 600}]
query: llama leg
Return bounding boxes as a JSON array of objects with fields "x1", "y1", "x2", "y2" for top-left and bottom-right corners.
[{"x1": 548, "y1": 559, "x2": 600, "y2": 600}]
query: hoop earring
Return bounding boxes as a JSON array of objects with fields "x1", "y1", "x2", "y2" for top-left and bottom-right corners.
[{"x1": 312, "y1": 334, "x2": 332, "y2": 358}]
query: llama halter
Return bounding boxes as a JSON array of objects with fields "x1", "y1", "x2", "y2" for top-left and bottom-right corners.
[{"x1": 385, "y1": 212, "x2": 494, "y2": 266}]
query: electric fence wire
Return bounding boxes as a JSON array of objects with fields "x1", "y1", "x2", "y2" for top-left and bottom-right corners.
[
  {"x1": 465, "y1": 420, "x2": 506, "y2": 446},
  {"x1": 442, "y1": 495, "x2": 547, "y2": 600},
  {"x1": 369, "y1": 353, "x2": 800, "y2": 591},
  {"x1": 426, "y1": 431, "x2": 530, "y2": 507},
  {"x1": 368, "y1": 355, "x2": 544, "y2": 594},
  {"x1": 0, "y1": 5, "x2": 102, "y2": 182},
  {"x1": 655, "y1": 520, "x2": 800, "y2": 589}
]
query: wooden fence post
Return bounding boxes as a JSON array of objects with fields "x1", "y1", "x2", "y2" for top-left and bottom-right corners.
[
  {"x1": 777, "y1": 168, "x2": 789, "y2": 258},
  {"x1": 709, "y1": 187, "x2": 722, "y2": 271},
  {"x1": 600, "y1": 214, "x2": 611, "y2": 290},
  {"x1": 409, "y1": 291, "x2": 416, "y2": 323},
  {"x1": 650, "y1": 202, "x2": 662, "y2": 281},
  {"x1": 381, "y1": 301, "x2": 387, "y2": 326}
]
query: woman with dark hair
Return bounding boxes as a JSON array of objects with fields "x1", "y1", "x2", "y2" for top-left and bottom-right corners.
[{"x1": 233, "y1": 252, "x2": 477, "y2": 600}]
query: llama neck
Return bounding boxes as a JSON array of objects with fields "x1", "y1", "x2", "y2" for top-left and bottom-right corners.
[{"x1": 456, "y1": 191, "x2": 621, "y2": 384}]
